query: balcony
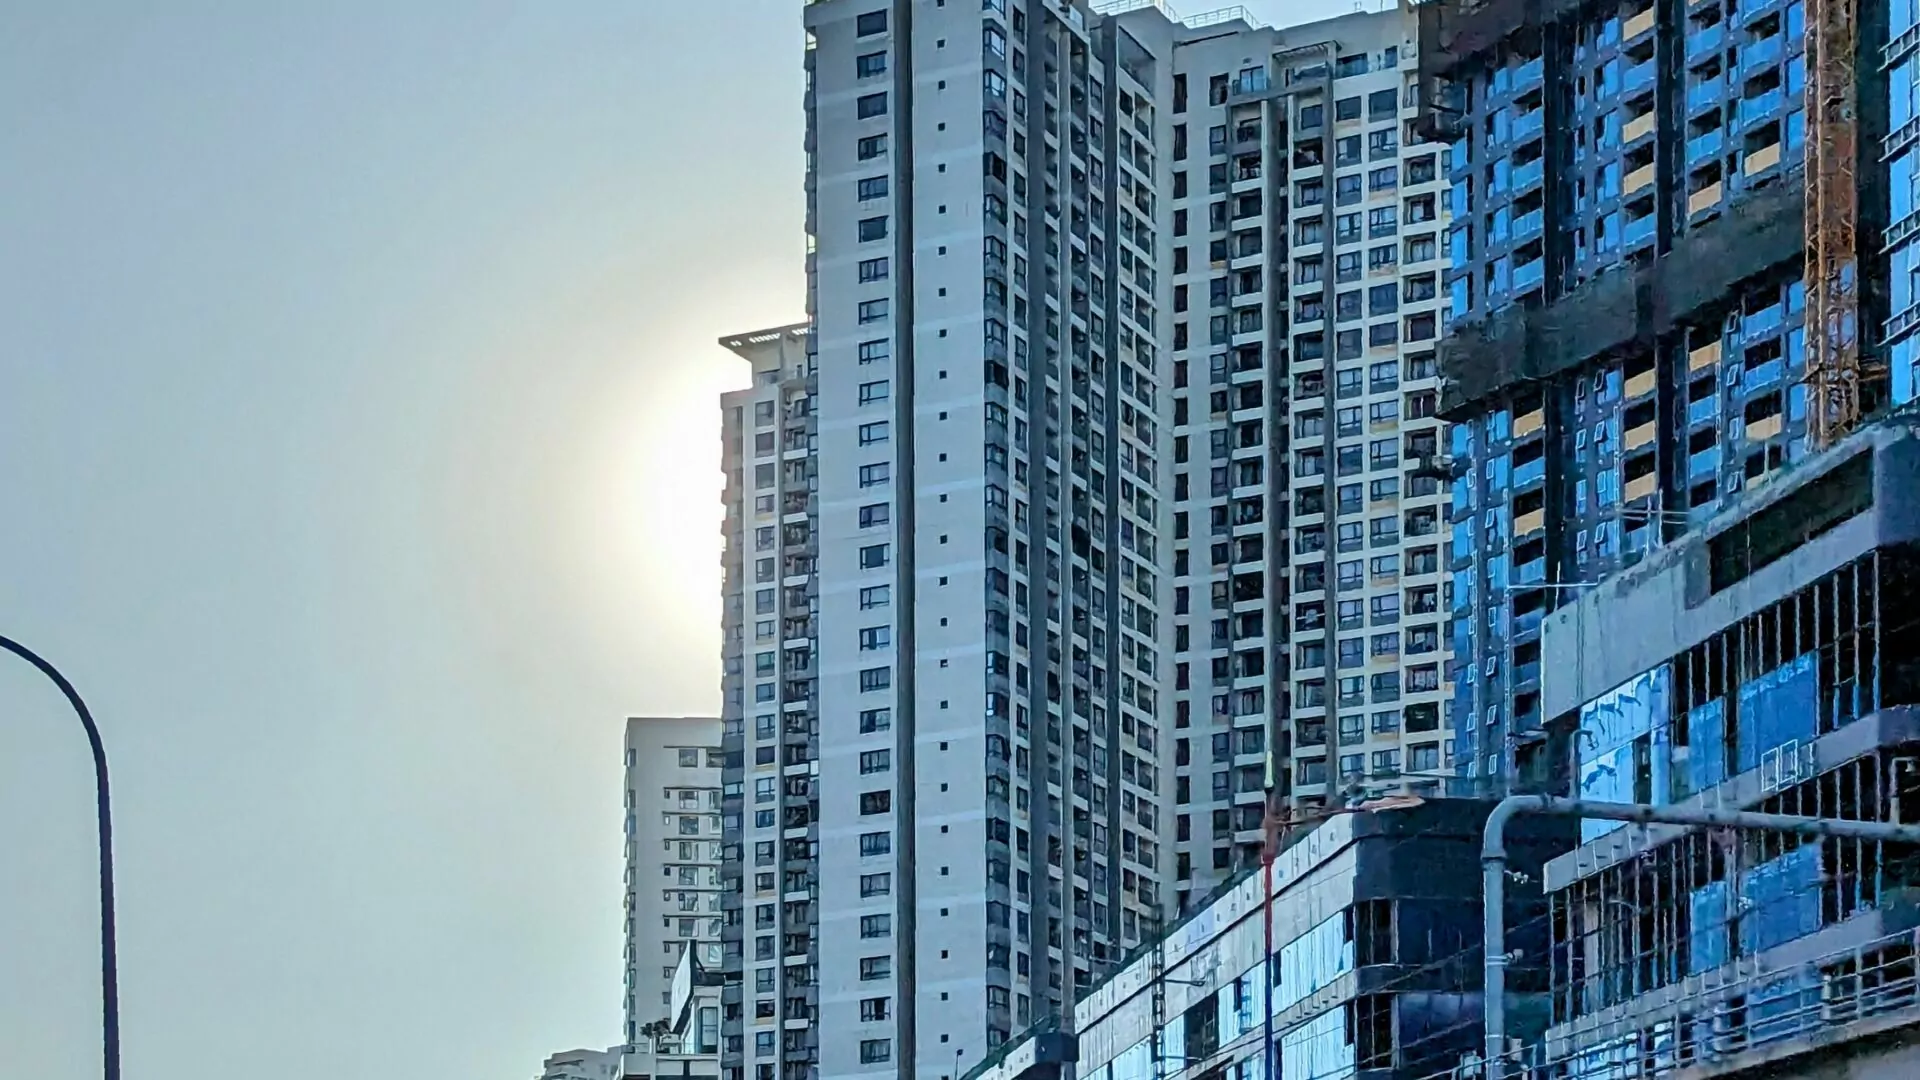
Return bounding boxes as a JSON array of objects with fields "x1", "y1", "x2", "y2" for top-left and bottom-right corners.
[
  {"x1": 1739, "y1": 89, "x2": 1784, "y2": 128},
  {"x1": 1741, "y1": 356, "x2": 1785, "y2": 392},
  {"x1": 1747, "y1": 412, "x2": 1784, "y2": 441},
  {"x1": 1512, "y1": 108, "x2": 1545, "y2": 144},
  {"x1": 1514, "y1": 508, "x2": 1545, "y2": 537},
  {"x1": 1687, "y1": 128, "x2": 1724, "y2": 166},
  {"x1": 1514, "y1": 458, "x2": 1546, "y2": 489},
  {"x1": 1688, "y1": 79, "x2": 1725, "y2": 115},
  {"x1": 1622, "y1": 110, "x2": 1657, "y2": 145},
  {"x1": 1624, "y1": 7, "x2": 1657, "y2": 39},
  {"x1": 1625, "y1": 59, "x2": 1655, "y2": 92},
  {"x1": 1745, "y1": 140, "x2": 1783, "y2": 176},
  {"x1": 1687, "y1": 21, "x2": 1725, "y2": 61},
  {"x1": 1513, "y1": 408, "x2": 1544, "y2": 439},
  {"x1": 1625, "y1": 471, "x2": 1658, "y2": 501},
  {"x1": 1512, "y1": 158, "x2": 1544, "y2": 192},
  {"x1": 1690, "y1": 337, "x2": 1723, "y2": 372},
  {"x1": 1743, "y1": 34, "x2": 1784, "y2": 73},
  {"x1": 1688, "y1": 395, "x2": 1719, "y2": 426},
  {"x1": 1689, "y1": 180, "x2": 1724, "y2": 217},
  {"x1": 1625, "y1": 212, "x2": 1657, "y2": 247},
  {"x1": 1688, "y1": 445, "x2": 1722, "y2": 477},
  {"x1": 1625, "y1": 368, "x2": 1657, "y2": 400},
  {"x1": 1625, "y1": 418, "x2": 1657, "y2": 451},
  {"x1": 1513, "y1": 257, "x2": 1545, "y2": 293},
  {"x1": 1625, "y1": 162, "x2": 1656, "y2": 196}
]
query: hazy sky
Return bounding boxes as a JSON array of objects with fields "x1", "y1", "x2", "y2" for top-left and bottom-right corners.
[{"x1": 0, "y1": 1, "x2": 1372, "y2": 1075}]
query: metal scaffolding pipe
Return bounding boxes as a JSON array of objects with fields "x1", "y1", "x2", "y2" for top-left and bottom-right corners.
[{"x1": 1481, "y1": 795, "x2": 1920, "y2": 1080}]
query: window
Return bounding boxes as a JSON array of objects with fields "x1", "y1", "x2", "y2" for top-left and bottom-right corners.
[
  {"x1": 858, "y1": 544, "x2": 890, "y2": 569},
  {"x1": 858, "y1": 257, "x2": 889, "y2": 282},
  {"x1": 860, "y1": 748, "x2": 892, "y2": 773},
  {"x1": 859, "y1": 625, "x2": 891, "y2": 651},
  {"x1": 859, "y1": 789, "x2": 891, "y2": 814},
  {"x1": 858, "y1": 379, "x2": 890, "y2": 404},
  {"x1": 1410, "y1": 743, "x2": 1441, "y2": 772},
  {"x1": 857, "y1": 134, "x2": 888, "y2": 160},
  {"x1": 860, "y1": 913, "x2": 891, "y2": 938},
  {"x1": 856, "y1": 51, "x2": 887, "y2": 78},
  {"x1": 1368, "y1": 88, "x2": 1399, "y2": 118},
  {"x1": 858, "y1": 421, "x2": 889, "y2": 446},
  {"x1": 859, "y1": 831, "x2": 891, "y2": 855},
  {"x1": 859, "y1": 666, "x2": 891, "y2": 691},
  {"x1": 1368, "y1": 128, "x2": 1398, "y2": 160},
  {"x1": 1336, "y1": 96, "x2": 1361, "y2": 121},
  {"x1": 857, "y1": 175, "x2": 889, "y2": 201},
  {"x1": 860, "y1": 1039, "x2": 892, "y2": 1064},
  {"x1": 859, "y1": 463, "x2": 890, "y2": 487},
  {"x1": 859, "y1": 708, "x2": 892, "y2": 733},
  {"x1": 859, "y1": 586, "x2": 891, "y2": 610},
  {"x1": 856, "y1": 92, "x2": 888, "y2": 119},
  {"x1": 858, "y1": 298, "x2": 889, "y2": 324},
  {"x1": 859, "y1": 955, "x2": 892, "y2": 980},
  {"x1": 860, "y1": 872, "x2": 891, "y2": 896},
  {"x1": 858, "y1": 217, "x2": 889, "y2": 243},
  {"x1": 858, "y1": 502, "x2": 890, "y2": 528},
  {"x1": 858, "y1": 338, "x2": 890, "y2": 364},
  {"x1": 855, "y1": 10, "x2": 887, "y2": 36},
  {"x1": 860, "y1": 997, "x2": 891, "y2": 1022}
]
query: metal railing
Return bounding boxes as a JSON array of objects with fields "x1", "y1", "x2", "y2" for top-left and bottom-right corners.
[{"x1": 1419, "y1": 925, "x2": 1920, "y2": 1080}]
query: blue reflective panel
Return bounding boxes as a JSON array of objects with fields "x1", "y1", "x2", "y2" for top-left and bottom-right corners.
[
  {"x1": 1279, "y1": 1009, "x2": 1351, "y2": 1080},
  {"x1": 1897, "y1": 0, "x2": 1920, "y2": 38},
  {"x1": 1734, "y1": 652, "x2": 1818, "y2": 773},
  {"x1": 1112, "y1": 1037, "x2": 1152, "y2": 1080},
  {"x1": 1273, "y1": 912, "x2": 1354, "y2": 1013},
  {"x1": 1739, "y1": 845, "x2": 1822, "y2": 954},
  {"x1": 1686, "y1": 698, "x2": 1727, "y2": 795},
  {"x1": 1163, "y1": 1012, "x2": 1186, "y2": 1065},
  {"x1": 1576, "y1": 666, "x2": 1673, "y2": 840},
  {"x1": 1689, "y1": 880, "x2": 1729, "y2": 974}
]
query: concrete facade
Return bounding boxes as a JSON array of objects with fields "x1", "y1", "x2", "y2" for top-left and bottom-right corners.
[
  {"x1": 625, "y1": 717, "x2": 724, "y2": 1050},
  {"x1": 716, "y1": 3, "x2": 1460, "y2": 1078}
]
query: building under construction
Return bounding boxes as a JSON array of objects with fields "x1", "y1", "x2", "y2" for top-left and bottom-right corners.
[
  {"x1": 1412, "y1": 0, "x2": 1895, "y2": 795},
  {"x1": 1502, "y1": 409, "x2": 1920, "y2": 1079},
  {"x1": 957, "y1": 800, "x2": 1572, "y2": 1080}
]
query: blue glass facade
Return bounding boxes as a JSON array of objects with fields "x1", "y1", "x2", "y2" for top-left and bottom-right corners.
[
  {"x1": 1887, "y1": 1, "x2": 1920, "y2": 402},
  {"x1": 1416, "y1": 0, "x2": 1905, "y2": 792},
  {"x1": 965, "y1": 804, "x2": 1572, "y2": 1080},
  {"x1": 1520, "y1": 424, "x2": 1920, "y2": 1080}
]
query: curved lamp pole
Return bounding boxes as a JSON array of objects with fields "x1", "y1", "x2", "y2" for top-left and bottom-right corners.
[{"x1": 0, "y1": 634, "x2": 119, "y2": 1080}]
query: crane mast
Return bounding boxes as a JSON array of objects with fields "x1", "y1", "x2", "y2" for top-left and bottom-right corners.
[{"x1": 1804, "y1": 0, "x2": 1865, "y2": 449}]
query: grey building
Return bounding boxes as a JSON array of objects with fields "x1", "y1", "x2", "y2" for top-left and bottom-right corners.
[
  {"x1": 1495, "y1": 411, "x2": 1920, "y2": 1079},
  {"x1": 715, "y1": 2, "x2": 1462, "y2": 1078},
  {"x1": 962, "y1": 800, "x2": 1570, "y2": 1080}
]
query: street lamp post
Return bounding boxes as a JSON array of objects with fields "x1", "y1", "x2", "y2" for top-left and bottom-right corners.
[{"x1": 0, "y1": 634, "x2": 120, "y2": 1080}]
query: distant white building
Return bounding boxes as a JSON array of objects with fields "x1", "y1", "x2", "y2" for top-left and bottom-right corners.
[
  {"x1": 538, "y1": 1047, "x2": 622, "y2": 1080},
  {"x1": 623, "y1": 717, "x2": 723, "y2": 1046}
]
